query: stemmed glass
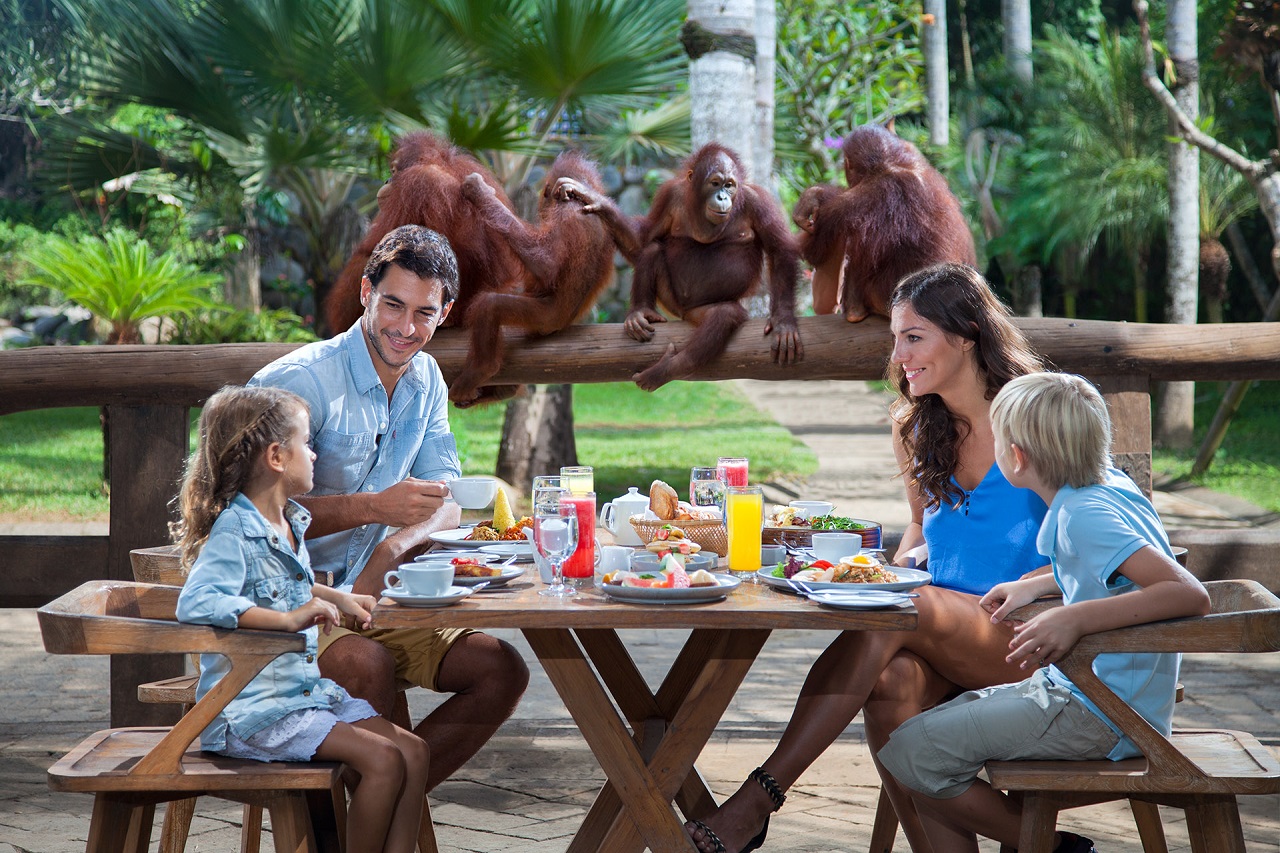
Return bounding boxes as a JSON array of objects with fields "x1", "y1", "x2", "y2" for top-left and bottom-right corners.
[{"x1": 534, "y1": 491, "x2": 580, "y2": 598}]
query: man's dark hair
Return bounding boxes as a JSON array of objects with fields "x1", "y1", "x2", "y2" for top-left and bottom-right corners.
[{"x1": 363, "y1": 225, "x2": 460, "y2": 303}]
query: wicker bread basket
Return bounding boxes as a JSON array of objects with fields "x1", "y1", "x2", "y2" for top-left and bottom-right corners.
[{"x1": 628, "y1": 516, "x2": 728, "y2": 556}]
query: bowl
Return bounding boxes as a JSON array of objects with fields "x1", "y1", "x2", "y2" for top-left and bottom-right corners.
[
  {"x1": 789, "y1": 500, "x2": 834, "y2": 519},
  {"x1": 811, "y1": 532, "x2": 862, "y2": 563},
  {"x1": 447, "y1": 477, "x2": 498, "y2": 509},
  {"x1": 629, "y1": 551, "x2": 717, "y2": 572}
]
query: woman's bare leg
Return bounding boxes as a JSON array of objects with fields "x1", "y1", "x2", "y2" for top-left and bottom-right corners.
[
  {"x1": 686, "y1": 587, "x2": 1021, "y2": 853},
  {"x1": 864, "y1": 650, "x2": 957, "y2": 853}
]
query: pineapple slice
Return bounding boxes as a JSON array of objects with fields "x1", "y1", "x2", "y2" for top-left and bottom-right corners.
[{"x1": 492, "y1": 486, "x2": 516, "y2": 533}]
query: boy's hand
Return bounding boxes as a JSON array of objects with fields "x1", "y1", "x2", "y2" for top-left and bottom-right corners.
[
  {"x1": 1007, "y1": 608, "x2": 1086, "y2": 669},
  {"x1": 980, "y1": 578, "x2": 1041, "y2": 623}
]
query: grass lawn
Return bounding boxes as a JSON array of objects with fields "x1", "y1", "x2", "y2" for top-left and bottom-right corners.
[
  {"x1": 1152, "y1": 380, "x2": 1280, "y2": 513},
  {"x1": 0, "y1": 381, "x2": 817, "y2": 521}
]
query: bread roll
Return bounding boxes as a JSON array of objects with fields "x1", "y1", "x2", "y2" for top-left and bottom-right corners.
[{"x1": 649, "y1": 479, "x2": 679, "y2": 520}]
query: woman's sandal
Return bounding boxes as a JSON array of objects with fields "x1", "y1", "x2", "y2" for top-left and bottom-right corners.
[{"x1": 688, "y1": 767, "x2": 787, "y2": 853}]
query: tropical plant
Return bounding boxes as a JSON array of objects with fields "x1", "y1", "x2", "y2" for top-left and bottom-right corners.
[
  {"x1": 17, "y1": 230, "x2": 220, "y2": 343},
  {"x1": 168, "y1": 306, "x2": 319, "y2": 345},
  {"x1": 999, "y1": 25, "x2": 1167, "y2": 320}
]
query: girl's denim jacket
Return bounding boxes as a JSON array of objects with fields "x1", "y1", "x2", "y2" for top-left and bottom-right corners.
[{"x1": 177, "y1": 493, "x2": 347, "y2": 752}]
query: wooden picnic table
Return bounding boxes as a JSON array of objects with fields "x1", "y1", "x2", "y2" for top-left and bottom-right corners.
[{"x1": 372, "y1": 570, "x2": 918, "y2": 853}]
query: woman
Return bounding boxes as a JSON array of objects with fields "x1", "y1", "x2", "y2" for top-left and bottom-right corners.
[{"x1": 686, "y1": 264, "x2": 1047, "y2": 853}]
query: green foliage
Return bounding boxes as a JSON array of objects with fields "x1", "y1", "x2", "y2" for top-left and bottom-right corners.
[
  {"x1": 1153, "y1": 381, "x2": 1280, "y2": 513},
  {"x1": 17, "y1": 230, "x2": 221, "y2": 343},
  {"x1": 167, "y1": 307, "x2": 320, "y2": 344},
  {"x1": 776, "y1": 0, "x2": 925, "y2": 199}
]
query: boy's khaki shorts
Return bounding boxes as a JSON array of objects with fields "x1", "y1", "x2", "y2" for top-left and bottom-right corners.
[
  {"x1": 879, "y1": 672, "x2": 1119, "y2": 799},
  {"x1": 318, "y1": 625, "x2": 474, "y2": 692}
]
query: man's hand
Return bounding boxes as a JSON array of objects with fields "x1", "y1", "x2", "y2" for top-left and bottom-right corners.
[{"x1": 371, "y1": 478, "x2": 451, "y2": 528}]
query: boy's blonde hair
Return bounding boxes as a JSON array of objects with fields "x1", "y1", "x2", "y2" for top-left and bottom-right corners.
[{"x1": 990, "y1": 372, "x2": 1111, "y2": 489}]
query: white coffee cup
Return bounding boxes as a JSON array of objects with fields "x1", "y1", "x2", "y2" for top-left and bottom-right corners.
[
  {"x1": 789, "y1": 500, "x2": 834, "y2": 520},
  {"x1": 446, "y1": 477, "x2": 498, "y2": 509},
  {"x1": 761, "y1": 544, "x2": 786, "y2": 566},
  {"x1": 385, "y1": 562, "x2": 454, "y2": 597},
  {"x1": 599, "y1": 545, "x2": 632, "y2": 574},
  {"x1": 810, "y1": 532, "x2": 862, "y2": 563}
]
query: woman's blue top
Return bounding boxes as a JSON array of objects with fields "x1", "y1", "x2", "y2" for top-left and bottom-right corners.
[{"x1": 920, "y1": 464, "x2": 1048, "y2": 596}]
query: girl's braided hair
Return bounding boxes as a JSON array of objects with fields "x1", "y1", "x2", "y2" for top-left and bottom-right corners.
[{"x1": 171, "y1": 384, "x2": 307, "y2": 569}]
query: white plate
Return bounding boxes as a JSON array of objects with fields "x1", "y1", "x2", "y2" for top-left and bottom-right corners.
[
  {"x1": 381, "y1": 585, "x2": 473, "y2": 607},
  {"x1": 414, "y1": 552, "x2": 499, "y2": 564},
  {"x1": 598, "y1": 573, "x2": 741, "y2": 605},
  {"x1": 755, "y1": 565, "x2": 932, "y2": 593},
  {"x1": 453, "y1": 565, "x2": 526, "y2": 588},
  {"x1": 477, "y1": 542, "x2": 534, "y2": 562},
  {"x1": 806, "y1": 590, "x2": 914, "y2": 610},
  {"x1": 427, "y1": 528, "x2": 502, "y2": 549}
]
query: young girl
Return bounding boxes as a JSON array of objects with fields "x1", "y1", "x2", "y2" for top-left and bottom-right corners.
[{"x1": 175, "y1": 385, "x2": 429, "y2": 853}]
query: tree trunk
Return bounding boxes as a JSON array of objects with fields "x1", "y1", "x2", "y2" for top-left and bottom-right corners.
[
  {"x1": 1002, "y1": 0, "x2": 1032, "y2": 84},
  {"x1": 494, "y1": 385, "x2": 579, "y2": 499},
  {"x1": 1154, "y1": 0, "x2": 1200, "y2": 449},
  {"x1": 686, "y1": 0, "x2": 757, "y2": 173},
  {"x1": 923, "y1": 0, "x2": 949, "y2": 147},
  {"x1": 753, "y1": 0, "x2": 776, "y2": 194}
]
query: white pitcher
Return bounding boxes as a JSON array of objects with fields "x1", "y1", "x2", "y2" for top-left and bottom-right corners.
[{"x1": 599, "y1": 487, "x2": 649, "y2": 546}]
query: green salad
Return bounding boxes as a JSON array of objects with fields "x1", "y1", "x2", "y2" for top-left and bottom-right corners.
[{"x1": 808, "y1": 515, "x2": 871, "y2": 531}]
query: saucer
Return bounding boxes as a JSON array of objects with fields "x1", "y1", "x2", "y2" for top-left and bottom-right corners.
[{"x1": 381, "y1": 585, "x2": 473, "y2": 607}]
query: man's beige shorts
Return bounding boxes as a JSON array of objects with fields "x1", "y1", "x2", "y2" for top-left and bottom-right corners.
[{"x1": 318, "y1": 625, "x2": 474, "y2": 692}]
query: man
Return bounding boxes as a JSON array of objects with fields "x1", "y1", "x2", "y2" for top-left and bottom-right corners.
[{"x1": 251, "y1": 225, "x2": 528, "y2": 790}]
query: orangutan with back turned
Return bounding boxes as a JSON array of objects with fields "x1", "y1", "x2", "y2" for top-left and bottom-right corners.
[{"x1": 794, "y1": 124, "x2": 976, "y2": 322}]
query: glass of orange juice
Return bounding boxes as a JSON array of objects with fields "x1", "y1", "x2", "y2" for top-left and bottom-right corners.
[{"x1": 725, "y1": 484, "x2": 763, "y2": 579}]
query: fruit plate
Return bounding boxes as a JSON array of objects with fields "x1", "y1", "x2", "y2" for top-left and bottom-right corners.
[
  {"x1": 755, "y1": 566, "x2": 932, "y2": 593},
  {"x1": 598, "y1": 573, "x2": 741, "y2": 604}
]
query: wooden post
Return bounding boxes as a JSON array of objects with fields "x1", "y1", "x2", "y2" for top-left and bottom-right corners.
[
  {"x1": 1098, "y1": 374, "x2": 1153, "y2": 496},
  {"x1": 107, "y1": 404, "x2": 189, "y2": 727}
]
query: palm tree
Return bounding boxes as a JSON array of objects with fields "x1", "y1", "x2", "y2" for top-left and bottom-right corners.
[{"x1": 1015, "y1": 25, "x2": 1167, "y2": 321}]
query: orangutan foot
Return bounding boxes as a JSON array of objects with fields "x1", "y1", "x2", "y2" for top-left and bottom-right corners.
[
  {"x1": 842, "y1": 298, "x2": 871, "y2": 323},
  {"x1": 683, "y1": 773, "x2": 776, "y2": 853},
  {"x1": 633, "y1": 344, "x2": 680, "y2": 392}
]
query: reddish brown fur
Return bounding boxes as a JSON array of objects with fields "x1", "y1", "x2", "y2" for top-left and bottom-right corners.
[
  {"x1": 793, "y1": 125, "x2": 977, "y2": 322},
  {"x1": 324, "y1": 132, "x2": 523, "y2": 335},
  {"x1": 448, "y1": 150, "x2": 616, "y2": 407},
  {"x1": 559, "y1": 143, "x2": 802, "y2": 391}
]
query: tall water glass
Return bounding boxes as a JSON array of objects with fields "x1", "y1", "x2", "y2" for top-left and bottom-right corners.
[
  {"x1": 725, "y1": 484, "x2": 763, "y2": 579},
  {"x1": 717, "y1": 456, "x2": 749, "y2": 488},
  {"x1": 532, "y1": 475, "x2": 563, "y2": 512},
  {"x1": 560, "y1": 491, "x2": 597, "y2": 584},
  {"x1": 690, "y1": 466, "x2": 726, "y2": 514},
  {"x1": 560, "y1": 466, "x2": 594, "y2": 496},
  {"x1": 534, "y1": 498, "x2": 579, "y2": 598}
]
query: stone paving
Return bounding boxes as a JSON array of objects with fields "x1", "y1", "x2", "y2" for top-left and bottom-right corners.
[{"x1": 2, "y1": 379, "x2": 1278, "y2": 852}]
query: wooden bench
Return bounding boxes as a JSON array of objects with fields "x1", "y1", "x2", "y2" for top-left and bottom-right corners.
[
  {"x1": 39, "y1": 581, "x2": 348, "y2": 853},
  {"x1": 985, "y1": 579, "x2": 1280, "y2": 853}
]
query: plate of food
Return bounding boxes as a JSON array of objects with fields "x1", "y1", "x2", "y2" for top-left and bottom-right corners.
[
  {"x1": 757, "y1": 553, "x2": 931, "y2": 593},
  {"x1": 432, "y1": 486, "x2": 533, "y2": 548},
  {"x1": 598, "y1": 566, "x2": 741, "y2": 605},
  {"x1": 762, "y1": 508, "x2": 882, "y2": 549}
]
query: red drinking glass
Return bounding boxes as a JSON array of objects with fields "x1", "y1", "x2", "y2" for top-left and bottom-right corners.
[
  {"x1": 716, "y1": 456, "x2": 749, "y2": 488},
  {"x1": 560, "y1": 492, "x2": 597, "y2": 580}
]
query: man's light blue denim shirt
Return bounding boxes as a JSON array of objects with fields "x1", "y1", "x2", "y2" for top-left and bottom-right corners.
[
  {"x1": 249, "y1": 322, "x2": 461, "y2": 589},
  {"x1": 177, "y1": 494, "x2": 347, "y2": 751}
]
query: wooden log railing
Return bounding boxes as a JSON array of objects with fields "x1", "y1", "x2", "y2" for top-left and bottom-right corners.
[{"x1": 4, "y1": 314, "x2": 1280, "y2": 725}]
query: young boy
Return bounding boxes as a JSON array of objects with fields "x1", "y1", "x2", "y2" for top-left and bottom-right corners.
[{"x1": 877, "y1": 372, "x2": 1211, "y2": 853}]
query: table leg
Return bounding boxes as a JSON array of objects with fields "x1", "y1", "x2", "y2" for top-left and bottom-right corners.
[{"x1": 525, "y1": 627, "x2": 769, "y2": 853}]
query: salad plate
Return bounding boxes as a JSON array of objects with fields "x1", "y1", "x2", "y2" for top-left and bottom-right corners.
[
  {"x1": 598, "y1": 573, "x2": 741, "y2": 605},
  {"x1": 806, "y1": 590, "x2": 914, "y2": 610},
  {"x1": 380, "y1": 585, "x2": 473, "y2": 607},
  {"x1": 756, "y1": 565, "x2": 932, "y2": 593}
]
